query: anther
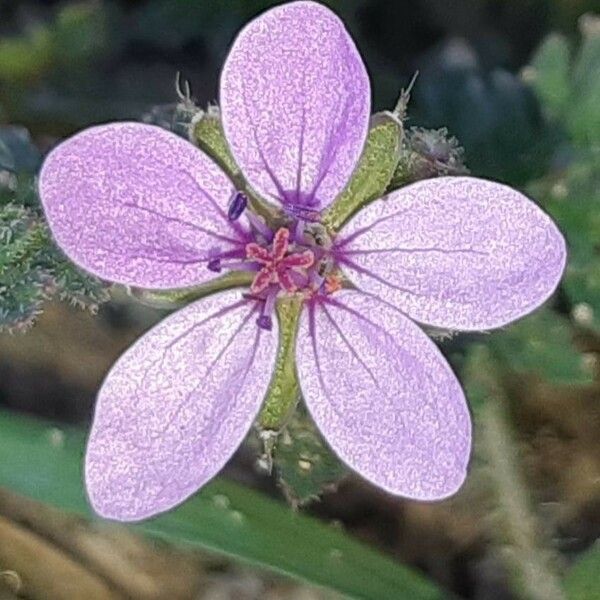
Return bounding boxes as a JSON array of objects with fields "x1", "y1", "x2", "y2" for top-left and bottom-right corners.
[
  {"x1": 207, "y1": 258, "x2": 221, "y2": 272},
  {"x1": 256, "y1": 315, "x2": 273, "y2": 330},
  {"x1": 256, "y1": 290, "x2": 277, "y2": 331},
  {"x1": 228, "y1": 191, "x2": 248, "y2": 221}
]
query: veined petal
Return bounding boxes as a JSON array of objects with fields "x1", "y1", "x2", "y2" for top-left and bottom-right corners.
[
  {"x1": 40, "y1": 122, "x2": 248, "y2": 289},
  {"x1": 297, "y1": 291, "x2": 471, "y2": 500},
  {"x1": 85, "y1": 289, "x2": 278, "y2": 521},
  {"x1": 336, "y1": 177, "x2": 567, "y2": 330},
  {"x1": 220, "y1": 1, "x2": 370, "y2": 215}
]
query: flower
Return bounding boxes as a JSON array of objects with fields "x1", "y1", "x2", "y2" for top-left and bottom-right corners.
[{"x1": 38, "y1": 1, "x2": 566, "y2": 522}]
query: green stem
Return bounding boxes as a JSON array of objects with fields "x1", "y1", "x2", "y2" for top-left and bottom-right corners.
[{"x1": 475, "y1": 348, "x2": 565, "y2": 600}]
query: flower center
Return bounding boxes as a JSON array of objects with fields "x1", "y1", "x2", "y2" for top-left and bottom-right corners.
[
  {"x1": 208, "y1": 191, "x2": 342, "y2": 329},
  {"x1": 246, "y1": 228, "x2": 314, "y2": 295}
]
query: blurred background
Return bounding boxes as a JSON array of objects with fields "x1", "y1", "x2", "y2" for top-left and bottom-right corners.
[{"x1": 0, "y1": 1, "x2": 599, "y2": 599}]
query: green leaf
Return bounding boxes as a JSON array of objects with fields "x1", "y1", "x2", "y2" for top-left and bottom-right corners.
[
  {"x1": 527, "y1": 33, "x2": 571, "y2": 119},
  {"x1": 0, "y1": 197, "x2": 109, "y2": 330},
  {"x1": 0, "y1": 409, "x2": 443, "y2": 600},
  {"x1": 44, "y1": 249, "x2": 110, "y2": 312},
  {"x1": 258, "y1": 295, "x2": 303, "y2": 431},
  {"x1": 323, "y1": 112, "x2": 402, "y2": 231},
  {"x1": 565, "y1": 542, "x2": 600, "y2": 600},
  {"x1": 530, "y1": 150, "x2": 600, "y2": 329},
  {"x1": 488, "y1": 308, "x2": 594, "y2": 385},
  {"x1": 569, "y1": 15, "x2": 600, "y2": 145}
]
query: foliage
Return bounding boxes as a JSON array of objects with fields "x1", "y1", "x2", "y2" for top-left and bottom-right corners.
[
  {"x1": 1, "y1": 5, "x2": 600, "y2": 598},
  {"x1": 0, "y1": 126, "x2": 108, "y2": 332},
  {"x1": 0, "y1": 408, "x2": 443, "y2": 600},
  {"x1": 564, "y1": 542, "x2": 600, "y2": 600},
  {"x1": 526, "y1": 16, "x2": 600, "y2": 331}
]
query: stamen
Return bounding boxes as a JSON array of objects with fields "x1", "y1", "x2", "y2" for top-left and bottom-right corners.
[
  {"x1": 257, "y1": 290, "x2": 277, "y2": 330},
  {"x1": 207, "y1": 257, "x2": 256, "y2": 274},
  {"x1": 207, "y1": 258, "x2": 222, "y2": 272},
  {"x1": 228, "y1": 191, "x2": 248, "y2": 221},
  {"x1": 325, "y1": 273, "x2": 343, "y2": 294},
  {"x1": 245, "y1": 210, "x2": 273, "y2": 241},
  {"x1": 294, "y1": 218, "x2": 306, "y2": 243},
  {"x1": 257, "y1": 315, "x2": 273, "y2": 330}
]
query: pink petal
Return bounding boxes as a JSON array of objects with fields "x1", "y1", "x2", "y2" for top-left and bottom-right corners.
[
  {"x1": 336, "y1": 177, "x2": 567, "y2": 330},
  {"x1": 296, "y1": 291, "x2": 471, "y2": 500},
  {"x1": 40, "y1": 122, "x2": 248, "y2": 289},
  {"x1": 85, "y1": 289, "x2": 277, "y2": 521},
  {"x1": 220, "y1": 1, "x2": 370, "y2": 215}
]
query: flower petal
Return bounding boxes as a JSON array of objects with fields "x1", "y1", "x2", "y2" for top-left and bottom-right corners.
[
  {"x1": 296, "y1": 291, "x2": 471, "y2": 500},
  {"x1": 85, "y1": 289, "x2": 277, "y2": 521},
  {"x1": 220, "y1": 1, "x2": 370, "y2": 214},
  {"x1": 40, "y1": 122, "x2": 248, "y2": 289},
  {"x1": 337, "y1": 176, "x2": 567, "y2": 330}
]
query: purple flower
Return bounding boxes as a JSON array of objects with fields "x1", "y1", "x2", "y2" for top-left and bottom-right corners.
[{"x1": 38, "y1": 1, "x2": 566, "y2": 521}]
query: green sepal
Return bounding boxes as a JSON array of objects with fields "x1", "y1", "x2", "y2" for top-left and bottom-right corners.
[
  {"x1": 258, "y1": 294, "x2": 304, "y2": 432},
  {"x1": 322, "y1": 111, "x2": 402, "y2": 232},
  {"x1": 190, "y1": 106, "x2": 284, "y2": 227},
  {"x1": 389, "y1": 127, "x2": 468, "y2": 189},
  {"x1": 129, "y1": 270, "x2": 255, "y2": 310},
  {"x1": 190, "y1": 105, "x2": 240, "y2": 181},
  {"x1": 273, "y1": 408, "x2": 346, "y2": 508}
]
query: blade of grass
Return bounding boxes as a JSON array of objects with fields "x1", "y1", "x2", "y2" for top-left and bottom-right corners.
[{"x1": 0, "y1": 408, "x2": 443, "y2": 600}]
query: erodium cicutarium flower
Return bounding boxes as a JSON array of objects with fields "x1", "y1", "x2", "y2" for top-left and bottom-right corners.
[{"x1": 38, "y1": 1, "x2": 566, "y2": 521}]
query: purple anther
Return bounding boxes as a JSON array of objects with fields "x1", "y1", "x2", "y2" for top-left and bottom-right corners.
[
  {"x1": 228, "y1": 191, "x2": 248, "y2": 221},
  {"x1": 207, "y1": 258, "x2": 221, "y2": 272},
  {"x1": 256, "y1": 315, "x2": 273, "y2": 331}
]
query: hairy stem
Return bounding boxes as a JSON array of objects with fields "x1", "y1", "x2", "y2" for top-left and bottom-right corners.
[{"x1": 474, "y1": 349, "x2": 565, "y2": 600}]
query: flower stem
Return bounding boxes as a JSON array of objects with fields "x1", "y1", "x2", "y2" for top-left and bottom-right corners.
[{"x1": 473, "y1": 348, "x2": 565, "y2": 600}]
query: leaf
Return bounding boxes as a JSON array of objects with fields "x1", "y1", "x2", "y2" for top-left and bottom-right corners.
[
  {"x1": 44, "y1": 249, "x2": 110, "y2": 312},
  {"x1": 530, "y1": 151, "x2": 600, "y2": 329},
  {"x1": 527, "y1": 17, "x2": 600, "y2": 147},
  {"x1": 323, "y1": 111, "x2": 402, "y2": 231},
  {"x1": 527, "y1": 33, "x2": 571, "y2": 119},
  {"x1": 564, "y1": 542, "x2": 600, "y2": 600},
  {"x1": 258, "y1": 295, "x2": 303, "y2": 431},
  {"x1": 569, "y1": 15, "x2": 600, "y2": 146},
  {"x1": 412, "y1": 39, "x2": 552, "y2": 184},
  {"x1": 488, "y1": 308, "x2": 594, "y2": 385},
  {"x1": 0, "y1": 409, "x2": 443, "y2": 600},
  {"x1": 0, "y1": 175, "x2": 109, "y2": 331}
]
